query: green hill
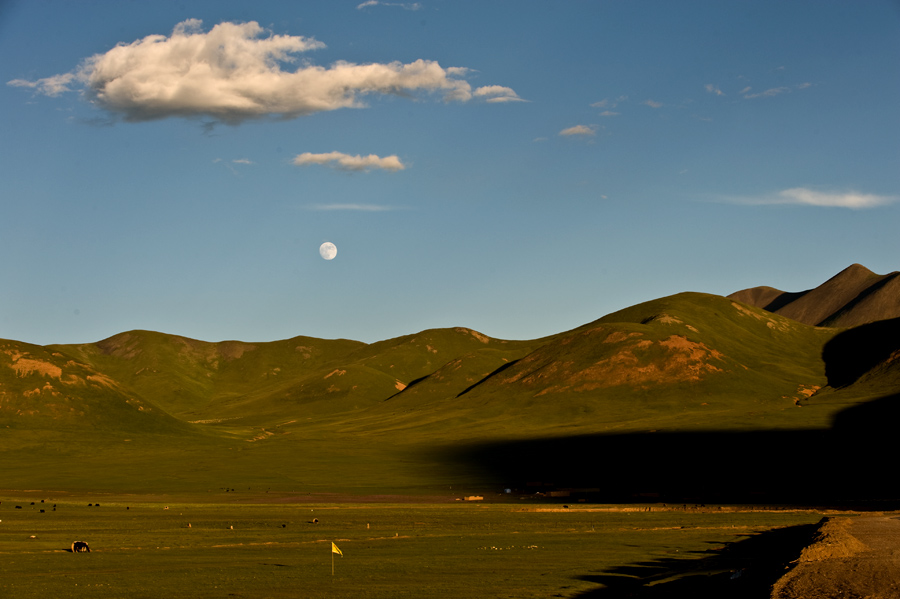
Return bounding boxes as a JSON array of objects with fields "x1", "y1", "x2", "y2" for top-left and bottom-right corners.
[
  {"x1": 0, "y1": 338, "x2": 189, "y2": 434},
  {"x1": 2, "y1": 277, "x2": 899, "y2": 502},
  {"x1": 365, "y1": 293, "x2": 835, "y2": 439}
]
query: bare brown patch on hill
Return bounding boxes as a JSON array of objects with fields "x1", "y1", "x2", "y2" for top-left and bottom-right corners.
[
  {"x1": 507, "y1": 333, "x2": 728, "y2": 396},
  {"x1": 454, "y1": 328, "x2": 491, "y2": 344},
  {"x1": 8, "y1": 357, "x2": 62, "y2": 379}
]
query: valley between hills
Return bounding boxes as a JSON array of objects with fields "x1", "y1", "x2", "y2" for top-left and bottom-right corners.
[{"x1": 2, "y1": 264, "x2": 899, "y2": 504}]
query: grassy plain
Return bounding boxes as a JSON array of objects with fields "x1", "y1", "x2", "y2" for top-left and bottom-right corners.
[{"x1": 0, "y1": 495, "x2": 824, "y2": 598}]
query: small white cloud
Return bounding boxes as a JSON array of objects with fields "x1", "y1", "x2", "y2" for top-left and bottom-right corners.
[
  {"x1": 728, "y1": 188, "x2": 898, "y2": 209},
  {"x1": 474, "y1": 85, "x2": 525, "y2": 103},
  {"x1": 642, "y1": 99, "x2": 663, "y2": 108},
  {"x1": 739, "y1": 86, "x2": 752, "y2": 95},
  {"x1": 592, "y1": 96, "x2": 627, "y2": 111},
  {"x1": 232, "y1": 158, "x2": 253, "y2": 164},
  {"x1": 293, "y1": 151, "x2": 405, "y2": 172},
  {"x1": 559, "y1": 124, "x2": 596, "y2": 136},
  {"x1": 357, "y1": 1, "x2": 422, "y2": 9},
  {"x1": 704, "y1": 84, "x2": 724, "y2": 96}
]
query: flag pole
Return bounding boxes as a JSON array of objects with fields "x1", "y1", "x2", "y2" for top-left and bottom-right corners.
[{"x1": 331, "y1": 541, "x2": 342, "y2": 577}]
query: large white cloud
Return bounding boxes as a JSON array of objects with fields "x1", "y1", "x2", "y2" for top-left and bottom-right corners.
[
  {"x1": 293, "y1": 151, "x2": 405, "y2": 172},
  {"x1": 8, "y1": 19, "x2": 516, "y2": 123}
]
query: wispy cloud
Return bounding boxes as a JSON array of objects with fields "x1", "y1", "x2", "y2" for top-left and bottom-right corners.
[
  {"x1": 742, "y1": 86, "x2": 789, "y2": 99},
  {"x1": 642, "y1": 99, "x2": 663, "y2": 108},
  {"x1": 559, "y1": 124, "x2": 596, "y2": 137},
  {"x1": 308, "y1": 203, "x2": 398, "y2": 211},
  {"x1": 357, "y1": 1, "x2": 422, "y2": 10},
  {"x1": 292, "y1": 151, "x2": 406, "y2": 172},
  {"x1": 741, "y1": 82, "x2": 811, "y2": 100},
  {"x1": 214, "y1": 157, "x2": 254, "y2": 174},
  {"x1": 592, "y1": 96, "x2": 627, "y2": 115},
  {"x1": 726, "y1": 188, "x2": 898, "y2": 209},
  {"x1": 7, "y1": 72, "x2": 76, "y2": 96},
  {"x1": 473, "y1": 85, "x2": 526, "y2": 103},
  {"x1": 8, "y1": 19, "x2": 516, "y2": 123},
  {"x1": 704, "y1": 83, "x2": 725, "y2": 96}
]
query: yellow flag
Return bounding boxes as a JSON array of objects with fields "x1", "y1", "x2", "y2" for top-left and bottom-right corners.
[{"x1": 332, "y1": 542, "x2": 342, "y2": 556}]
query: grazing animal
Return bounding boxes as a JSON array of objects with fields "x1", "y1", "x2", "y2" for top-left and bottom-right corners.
[
  {"x1": 15, "y1": 506, "x2": 22, "y2": 510},
  {"x1": 71, "y1": 541, "x2": 90, "y2": 553}
]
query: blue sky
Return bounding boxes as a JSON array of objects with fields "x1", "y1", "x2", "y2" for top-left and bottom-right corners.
[{"x1": 1, "y1": 1, "x2": 898, "y2": 345}]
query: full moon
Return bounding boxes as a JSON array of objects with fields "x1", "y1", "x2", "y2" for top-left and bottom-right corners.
[{"x1": 319, "y1": 242, "x2": 337, "y2": 260}]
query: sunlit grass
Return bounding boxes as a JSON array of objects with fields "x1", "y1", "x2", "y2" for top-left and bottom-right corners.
[{"x1": 0, "y1": 497, "x2": 823, "y2": 598}]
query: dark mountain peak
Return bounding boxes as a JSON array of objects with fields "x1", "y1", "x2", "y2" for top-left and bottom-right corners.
[
  {"x1": 729, "y1": 264, "x2": 900, "y2": 328},
  {"x1": 839, "y1": 263, "x2": 877, "y2": 276}
]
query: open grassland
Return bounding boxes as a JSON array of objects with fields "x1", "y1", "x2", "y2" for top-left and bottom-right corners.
[{"x1": 0, "y1": 496, "x2": 826, "y2": 599}]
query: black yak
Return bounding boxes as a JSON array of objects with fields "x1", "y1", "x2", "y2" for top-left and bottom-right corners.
[{"x1": 71, "y1": 541, "x2": 91, "y2": 553}]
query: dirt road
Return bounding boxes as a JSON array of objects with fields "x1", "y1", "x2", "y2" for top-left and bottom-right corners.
[{"x1": 771, "y1": 514, "x2": 900, "y2": 599}]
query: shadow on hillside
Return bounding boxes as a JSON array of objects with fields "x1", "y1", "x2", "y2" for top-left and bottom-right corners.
[
  {"x1": 763, "y1": 290, "x2": 809, "y2": 313},
  {"x1": 822, "y1": 317, "x2": 900, "y2": 387},
  {"x1": 571, "y1": 521, "x2": 820, "y2": 598},
  {"x1": 449, "y1": 321, "x2": 900, "y2": 506},
  {"x1": 450, "y1": 390, "x2": 900, "y2": 505}
]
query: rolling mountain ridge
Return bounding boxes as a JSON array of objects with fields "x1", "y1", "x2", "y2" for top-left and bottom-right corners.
[
  {"x1": 2, "y1": 264, "x2": 899, "y2": 501},
  {"x1": 729, "y1": 263, "x2": 900, "y2": 327}
]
